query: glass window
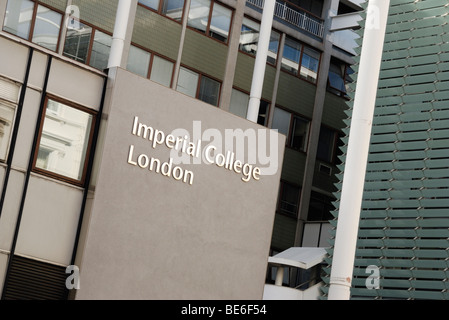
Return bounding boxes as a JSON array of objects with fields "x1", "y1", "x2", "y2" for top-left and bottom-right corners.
[
  {"x1": 31, "y1": 5, "x2": 62, "y2": 51},
  {"x1": 188, "y1": 0, "x2": 210, "y2": 34},
  {"x1": 268, "y1": 30, "x2": 280, "y2": 65},
  {"x1": 176, "y1": 67, "x2": 199, "y2": 97},
  {"x1": 198, "y1": 76, "x2": 220, "y2": 106},
  {"x1": 139, "y1": 0, "x2": 159, "y2": 10},
  {"x1": 229, "y1": 89, "x2": 249, "y2": 119},
  {"x1": 209, "y1": 3, "x2": 231, "y2": 42},
  {"x1": 3, "y1": 0, "x2": 34, "y2": 39},
  {"x1": 317, "y1": 126, "x2": 335, "y2": 163},
  {"x1": 63, "y1": 21, "x2": 93, "y2": 64},
  {"x1": 328, "y1": 62, "x2": 345, "y2": 92},
  {"x1": 188, "y1": 0, "x2": 232, "y2": 43},
  {"x1": 0, "y1": 101, "x2": 16, "y2": 161},
  {"x1": 239, "y1": 18, "x2": 259, "y2": 55},
  {"x1": 89, "y1": 30, "x2": 112, "y2": 71},
  {"x1": 271, "y1": 107, "x2": 291, "y2": 137},
  {"x1": 258, "y1": 100, "x2": 269, "y2": 126},
  {"x1": 34, "y1": 98, "x2": 95, "y2": 184},
  {"x1": 300, "y1": 47, "x2": 320, "y2": 83},
  {"x1": 162, "y1": 0, "x2": 185, "y2": 21},
  {"x1": 282, "y1": 37, "x2": 302, "y2": 75},
  {"x1": 127, "y1": 45, "x2": 151, "y2": 77},
  {"x1": 290, "y1": 116, "x2": 309, "y2": 152},
  {"x1": 150, "y1": 55, "x2": 174, "y2": 87},
  {"x1": 278, "y1": 182, "x2": 300, "y2": 216},
  {"x1": 308, "y1": 191, "x2": 335, "y2": 221}
]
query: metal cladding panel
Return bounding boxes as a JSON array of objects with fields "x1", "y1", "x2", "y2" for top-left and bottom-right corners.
[{"x1": 323, "y1": 0, "x2": 449, "y2": 300}]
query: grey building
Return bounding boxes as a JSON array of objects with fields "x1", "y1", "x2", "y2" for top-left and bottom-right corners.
[{"x1": 0, "y1": 0, "x2": 359, "y2": 299}]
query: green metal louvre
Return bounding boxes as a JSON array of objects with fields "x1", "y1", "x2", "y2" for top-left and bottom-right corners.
[{"x1": 322, "y1": 0, "x2": 449, "y2": 300}]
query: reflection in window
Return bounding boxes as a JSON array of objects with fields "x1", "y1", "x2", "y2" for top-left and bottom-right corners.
[
  {"x1": 328, "y1": 60, "x2": 352, "y2": 98},
  {"x1": 3, "y1": 0, "x2": 34, "y2": 39},
  {"x1": 272, "y1": 107, "x2": 310, "y2": 151},
  {"x1": 239, "y1": 18, "x2": 259, "y2": 55},
  {"x1": 282, "y1": 37, "x2": 320, "y2": 83},
  {"x1": 0, "y1": 102, "x2": 15, "y2": 161},
  {"x1": 3, "y1": 1, "x2": 62, "y2": 52},
  {"x1": 198, "y1": 76, "x2": 220, "y2": 106},
  {"x1": 188, "y1": 0, "x2": 232, "y2": 43},
  {"x1": 34, "y1": 98, "x2": 94, "y2": 183},
  {"x1": 271, "y1": 107, "x2": 291, "y2": 137},
  {"x1": 176, "y1": 67, "x2": 199, "y2": 97},
  {"x1": 127, "y1": 45, "x2": 151, "y2": 77},
  {"x1": 89, "y1": 30, "x2": 112, "y2": 71},
  {"x1": 278, "y1": 181, "x2": 300, "y2": 216},
  {"x1": 176, "y1": 67, "x2": 221, "y2": 106},
  {"x1": 0, "y1": 78, "x2": 20, "y2": 162},
  {"x1": 150, "y1": 55, "x2": 174, "y2": 87},
  {"x1": 63, "y1": 21, "x2": 92, "y2": 64},
  {"x1": 229, "y1": 89, "x2": 269, "y2": 126}
]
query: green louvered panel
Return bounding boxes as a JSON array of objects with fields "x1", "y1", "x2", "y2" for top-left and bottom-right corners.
[
  {"x1": 72, "y1": 0, "x2": 118, "y2": 33},
  {"x1": 322, "y1": 0, "x2": 449, "y2": 300}
]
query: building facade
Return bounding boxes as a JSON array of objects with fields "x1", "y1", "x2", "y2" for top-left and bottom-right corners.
[
  {"x1": 0, "y1": 0, "x2": 359, "y2": 299},
  {"x1": 324, "y1": 0, "x2": 449, "y2": 300}
]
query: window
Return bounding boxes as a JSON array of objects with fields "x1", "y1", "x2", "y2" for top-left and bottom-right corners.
[
  {"x1": 278, "y1": 181, "x2": 301, "y2": 216},
  {"x1": 3, "y1": 0, "x2": 63, "y2": 52},
  {"x1": 271, "y1": 107, "x2": 310, "y2": 152},
  {"x1": 316, "y1": 125, "x2": 343, "y2": 164},
  {"x1": 176, "y1": 67, "x2": 221, "y2": 106},
  {"x1": 281, "y1": 37, "x2": 320, "y2": 83},
  {"x1": 239, "y1": 18, "x2": 280, "y2": 65},
  {"x1": 229, "y1": 89, "x2": 270, "y2": 126},
  {"x1": 0, "y1": 78, "x2": 21, "y2": 162},
  {"x1": 138, "y1": 0, "x2": 185, "y2": 21},
  {"x1": 63, "y1": 19, "x2": 112, "y2": 71},
  {"x1": 126, "y1": 45, "x2": 175, "y2": 87},
  {"x1": 307, "y1": 191, "x2": 335, "y2": 221},
  {"x1": 33, "y1": 97, "x2": 95, "y2": 185},
  {"x1": 187, "y1": 0, "x2": 232, "y2": 43},
  {"x1": 328, "y1": 59, "x2": 353, "y2": 98}
]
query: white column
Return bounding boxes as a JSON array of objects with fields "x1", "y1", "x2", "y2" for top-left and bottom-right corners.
[
  {"x1": 246, "y1": 0, "x2": 276, "y2": 123},
  {"x1": 328, "y1": 0, "x2": 390, "y2": 300},
  {"x1": 108, "y1": 0, "x2": 133, "y2": 69}
]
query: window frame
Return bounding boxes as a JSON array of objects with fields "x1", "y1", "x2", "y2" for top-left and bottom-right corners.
[
  {"x1": 281, "y1": 36, "x2": 321, "y2": 85},
  {"x1": 176, "y1": 65, "x2": 222, "y2": 106},
  {"x1": 316, "y1": 125, "x2": 343, "y2": 165},
  {"x1": 186, "y1": 0, "x2": 234, "y2": 44},
  {"x1": 276, "y1": 180, "x2": 301, "y2": 218},
  {"x1": 327, "y1": 59, "x2": 353, "y2": 99},
  {"x1": 62, "y1": 17, "x2": 113, "y2": 71},
  {"x1": 271, "y1": 106, "x2": 311, "y2": 153},
  {"x1": 127, "y1": 43, "x2": 176, "y2": 87},
  {"x1": 2, "y1": 0, "x2": 64, "y2": 52},
  {"x1": 32, "y1": 95, "x2": 97, "y2": 187},
  {"x1": 137, "y1": 0, "x2": 186, "y2": 23}
]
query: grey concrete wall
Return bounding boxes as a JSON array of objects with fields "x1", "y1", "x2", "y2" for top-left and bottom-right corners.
[{"x1": 76, "y1": 68, "x2": 285, "y2": 300}]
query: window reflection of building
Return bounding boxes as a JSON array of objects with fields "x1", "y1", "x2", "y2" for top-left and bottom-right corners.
[
  {"x1": 0, "y1": 78, "x2": 20, "y2": 162},
  {"x1": 34, "y1": 98, "x2": 94, "y2": 184}
]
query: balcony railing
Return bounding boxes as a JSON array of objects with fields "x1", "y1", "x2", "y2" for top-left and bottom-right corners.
[{"x1": 246, "y1": 0, "x2": 325, "y2": 38}]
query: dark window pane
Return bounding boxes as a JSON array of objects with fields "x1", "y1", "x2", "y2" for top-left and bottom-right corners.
[
  {"x1": 307, "y1": 191, "x2": 334, "y2": 221},
  {"x1": 279, "y1": 183, "x2": 300, "y2": 216},
  {"x1": 63, "y1": 22, "x2": 92, "y2": 64},
  {"x1": 316, "y1": 126, "x2": 335, "y2": 163},
  {"x1": 290, "y1": 116, "x2": 309, "y2": 152},
  {"x1": 199, "y1": 76, "x2": 220, "y2": 106}
]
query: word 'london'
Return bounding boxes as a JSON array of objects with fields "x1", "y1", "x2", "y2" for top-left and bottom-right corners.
[{"x1": 127, "y1": 116, "x2": 261, "y2": 185}]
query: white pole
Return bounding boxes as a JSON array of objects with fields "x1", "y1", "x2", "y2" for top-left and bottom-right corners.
[
  {"x1": 246, "y1": 0, "x2": 276, "y2": 123},
  {"x1": 328, "y1": 0, "x2": 390, "y2": 300},
  {"x1": 108, "y1": 0, "x2": 133, "y2": 69}
]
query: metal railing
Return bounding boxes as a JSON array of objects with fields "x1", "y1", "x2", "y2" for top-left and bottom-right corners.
[{"x1": 247, "y1": 0, "x2": 325, "y2": 38}]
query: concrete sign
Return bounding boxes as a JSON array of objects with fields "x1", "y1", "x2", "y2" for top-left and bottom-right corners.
[{"x1": 75, "y1": 68, "x2": 285, "y2": 300}]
